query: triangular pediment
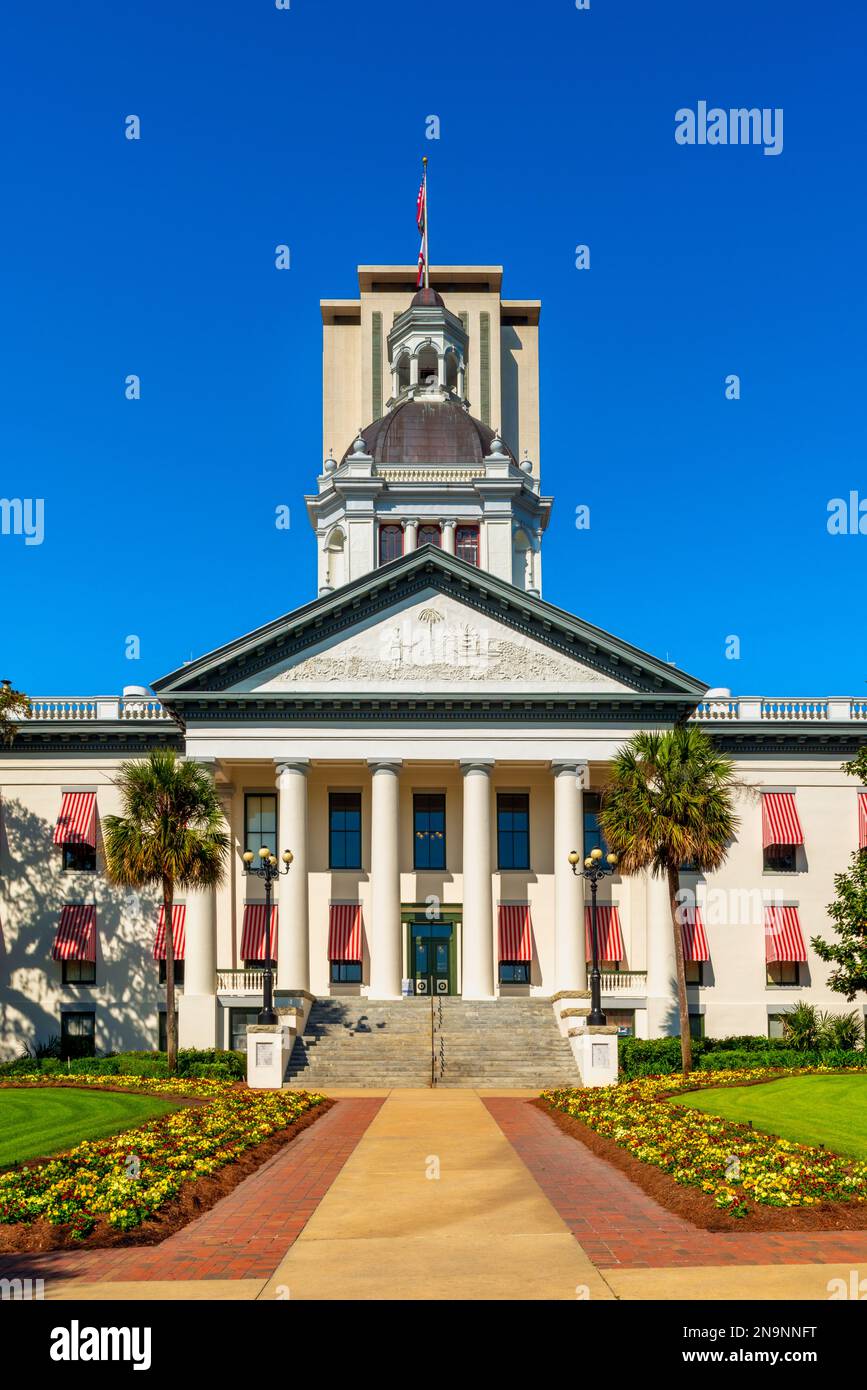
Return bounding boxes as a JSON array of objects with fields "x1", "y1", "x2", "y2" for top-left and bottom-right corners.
[{"x1": 153, "y1": 548, "x2": 707, "y2": 704}]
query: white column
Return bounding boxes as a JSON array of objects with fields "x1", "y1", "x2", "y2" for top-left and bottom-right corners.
[
  {"x1": 178, "y1": 756, "x2": 220, "y2": 1049},
  {"x1": 461, "y1": 759, "x2": 495, "y2": 999},
  {"x1": 646, "y1": 870, "x2": 676, "y2": 1037},
  {"x1": 274, "y1": 759, "x2": 310, "y2": 993},
  {"x1": 368, "y1": 759, "x2": 402, "y2": 998},
  {"x1": 553, "y1": 760, "x2": 587, "y2": 992},
  {"x1": 404, "y1": 519, "x2": 418, "y2": 553},
  {"x1": 438, "y1": 353, "x2": 447, "y2": 387},
  {"x1": 183, "y1": 886, "x2": 216, "y2": 996},
  {"x1": 442, "y1": 519, "x2": 456, "y2": 555}
]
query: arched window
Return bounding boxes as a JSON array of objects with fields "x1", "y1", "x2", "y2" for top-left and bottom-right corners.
[
  {"x1": 325, "y1": 528, "x2": 346, "y2": 589},
  {"x1": 417, "y1": 345, "x2": 438, "y2": 387},
  {"x1": 455, "y1": 524, "x2": 480, "y2": 566},
  {"x1": 512, "y1": 529, "x2": 532, "y2": 590},
  {"x1": 378, "y1": 524, "x2": 403, "y2": 566},
  {"x1": 445, "y1": 350, "x2": 459, "y2": 393},
  {"x1": 396, "y1": 353, "x2": 410, "y2": 392},
  {"x1": 418, "y1": 524, "x2": 442, "y2": 548}
]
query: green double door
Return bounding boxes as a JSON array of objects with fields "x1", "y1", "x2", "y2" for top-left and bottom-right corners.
[{"x1": 410, "y1": 920, "x2": 454, "y2": 996}]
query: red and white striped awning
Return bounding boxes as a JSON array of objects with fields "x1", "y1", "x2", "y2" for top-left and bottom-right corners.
[
  {"x1": 681, "y1": 908, "x2": 710, "y2": 963},
  {"x1": 52, "y1": 792, "x2": 97, "y2": 848},
  {"x1": 240, "y1": 904, "x2": 278, "y2": 961},
  {"x1": 764, "y1": 906, "x2": 807, "y2": 964},
  {"x1": 153, "y1": 905, "x2": 187, "y2": 961},
  {"x1": 859, "y1": 793, "x2": 867, "y2": 851},
  {"x1": 584, "y1": 906, "x2": 624, "y2": 963},
  {"x1": 498, "y1": 903, "x2": 533, "y2": 962},
  {"x1": 52, "y1": 905, "x2": 96, "y2": 961},
  {"x1": 328, "y1": 903, "x2": 362, "y2": 961},
  {"x1": 762, "y1": 793, "x2": 804, "y2": 849}
]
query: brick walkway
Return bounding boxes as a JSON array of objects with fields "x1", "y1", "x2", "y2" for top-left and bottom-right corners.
[
  {"x1": 485, "y1": 1098, "x2": 867, "y2": 1269},
  {"x1": 0, "y1": 1098, "x2": 383, "y2": 1285}
]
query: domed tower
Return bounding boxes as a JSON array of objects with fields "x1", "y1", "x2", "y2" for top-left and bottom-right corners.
[{"x1": 307, "y1": 265, "x2": 551, "y2": 595}]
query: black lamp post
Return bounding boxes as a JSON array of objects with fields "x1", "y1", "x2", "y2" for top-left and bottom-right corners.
[
  {"x1": 242, "y1": 846, "x2": 293, "y2": 1025},
  {"x1": 568, "y1": 845, "x2": 618, "y2": 1027}
]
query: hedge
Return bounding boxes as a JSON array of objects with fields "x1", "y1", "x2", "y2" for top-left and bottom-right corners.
[
  {"x1": 0, "y1": 1048, "x2": 246, "y2": 1081},
  {"x1": 618, "y1": 1035, "x2": 864, "y2": 1078}
]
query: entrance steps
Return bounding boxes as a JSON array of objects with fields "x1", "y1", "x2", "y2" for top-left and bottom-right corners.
[{"x1": 284, "y1": 997, "x2": 580, "y2": 1088}]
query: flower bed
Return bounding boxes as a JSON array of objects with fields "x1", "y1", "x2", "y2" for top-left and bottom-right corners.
[
  {"x1": 0, "y1": 1076, "x2": 326, "y2": 1242},
  {"x1": 542, "y1": 1068, "x2": 867, "y2": 1218}
]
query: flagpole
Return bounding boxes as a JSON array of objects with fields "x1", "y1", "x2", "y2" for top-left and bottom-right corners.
[{"x1": 423, "y1": 156, "x2": 429, "y2": 289}]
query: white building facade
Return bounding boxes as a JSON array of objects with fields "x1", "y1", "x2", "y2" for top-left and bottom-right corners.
[{"x1": 1, "y1": 265, "x2": 865, "y2": 1060}]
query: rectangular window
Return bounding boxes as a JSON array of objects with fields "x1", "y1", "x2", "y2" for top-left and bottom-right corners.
[
  {"x1": 62, "y1": 843, "x2": 97, "y2": 872},
  {"x1": 583, "y1": 791, "x2": 607, "y2": 857},
  {"x1": 497, "y1": 793, "x2": 530, "y2": 870},
  {"x1": 60, "y1": 1011, "x2": 95, "y2": 1059},
  {"x1": 417, "y1": 524, "x2": 442, "y2": 548},
  {"x1": 685, "y1": 961, "x2": 704, "y2": 986},
  {"x1": 498, "y1": 961, "x2": 530, "y2": 983},
  {"x1": 688, "y1": 1013, "x2": 705, "y2": 1041},
  {"x1": 245, "y1": 793, "x2": 277, "y2": 858},
  {"x1": 766, "y1": 962, "x2": 801, "y2": 986},
  {"x1": 763, "y1": 845, "x2": 797, "y2": 873},
  {"x1": 330, "y1": 961, "x2": 363, "y2": 983},
  {"x1": 62, "y1": 959, "x2": 96, "y2": 986},
  {"x1": 605, "y1": 1008, "x2": 636, "y2": 1038},
  {"x1": 158, "y1": 1011, "x2": 178, "y2": 1052},
  {"x1": 768, "y1": 1013, "x2": 787, "y2": 1040},
  {"x1": 229, "y1": 1007, "x2": 259, "y2": 1053},
  {"x1": 414, "y1": 793, "x2": 446, "y2": 870},
  {"x1": 455, "y1": 525, "x2": 479, "y2": 566},
  {"x1": 378, "y1": 524, "x2": 403, "y2": 565},
  {"x1": 158, "y1": 959, "x2": 186, "y2": 986},
  {"x1": 329, "y1": 791, "x2": 362, "y2": 869}
]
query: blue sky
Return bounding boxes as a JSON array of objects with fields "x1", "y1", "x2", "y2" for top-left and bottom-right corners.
[{"x1": 2, "y1": 0, "x2": 865, "y2": 695}]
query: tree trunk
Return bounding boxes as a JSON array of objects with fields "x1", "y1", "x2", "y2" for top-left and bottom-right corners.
[
  {"x1": 163, "y1": 878, "x2": 178, "y2": 1075},
  {"x1": 667, "y1": 863, "x2": 692, "y2": 1074}
]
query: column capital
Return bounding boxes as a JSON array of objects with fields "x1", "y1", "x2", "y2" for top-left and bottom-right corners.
[
  {"x1": 442, "y1": 518, "x2": 457, "y2": 531},
  {"x1": 367, "y1": 757, "x2": 403, "y2": 774},
  {"x1": 460, "y1": 758, "x2": 494, "y2": 775},
  {"x1": 274, "y1": 757, "x2": 310, "y2": 778},
  {"x1": 552, "y1": 759, "x2": 589, "y2": 787}
]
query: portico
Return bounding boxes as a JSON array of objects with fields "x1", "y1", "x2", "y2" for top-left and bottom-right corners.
[{"x1": 175, "y1": 750, "x2": 602, "y2": 1039}]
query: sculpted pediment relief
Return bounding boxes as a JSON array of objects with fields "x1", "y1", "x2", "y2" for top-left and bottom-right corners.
[{"x1": 243, "y1": 592, "x2": 636, "y2": 695}]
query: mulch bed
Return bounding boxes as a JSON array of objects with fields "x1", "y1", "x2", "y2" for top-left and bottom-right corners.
[
  {"x1": 0, "y1": 1096, "x2": 334, "y2": 1255},
  {"x1": 533, "y1": 1098, "x2": 867, "y2": 1234}
]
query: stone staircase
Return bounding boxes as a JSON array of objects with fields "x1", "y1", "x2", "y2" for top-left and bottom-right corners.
[{"x1": 285, "y1": 997, "x2": 579, "y2": 1088}]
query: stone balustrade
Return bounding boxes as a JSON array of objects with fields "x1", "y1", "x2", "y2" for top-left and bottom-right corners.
[
  {"x1": 20, "y1": 696, "x2": 174, "y2": 722},
  {"x1": 692, "y1": 697, "x2": 861, "y2": 723}
]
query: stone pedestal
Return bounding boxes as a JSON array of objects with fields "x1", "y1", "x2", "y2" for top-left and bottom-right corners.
[
  {"x1": 246, "y1": 1024, "x2": 292, "y2": 1089},
  {"x1": 569, "y1": 1025, "x2": 619, "y2": 1087}
]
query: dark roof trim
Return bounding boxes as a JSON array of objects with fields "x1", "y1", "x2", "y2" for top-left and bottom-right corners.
[{"x1": 153, "y1": 548, "x2": 707, "y2": 701}]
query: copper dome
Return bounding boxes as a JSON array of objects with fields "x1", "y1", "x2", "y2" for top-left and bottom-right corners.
[{"x1": 342, "y1": 399, "x2": 515, "y2": 467}]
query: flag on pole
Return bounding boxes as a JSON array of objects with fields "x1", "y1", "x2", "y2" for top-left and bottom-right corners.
[
  {"x1": 416, "y1": 239, "x2": 425, "y2": 288},
  {"x1": 416, "y1": 178, "x2": 426, "y2": 235}
]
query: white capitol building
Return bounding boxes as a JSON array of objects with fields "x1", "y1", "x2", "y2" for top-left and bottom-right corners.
[{"x1": 2, "y1": 264, "x2": 865, "y2": 1066}]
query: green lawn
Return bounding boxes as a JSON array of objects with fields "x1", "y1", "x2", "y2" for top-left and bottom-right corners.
[
  {"x1": 673, "y1": 1073, "x2": 867, "y2": 1159},
  {"x1": 0, "y1": 1088, "x2": 182, "y2": 1167}
]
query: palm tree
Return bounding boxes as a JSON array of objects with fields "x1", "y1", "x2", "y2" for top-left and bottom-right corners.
[
  {"x1": 597, "y1": 725, "x2": 741, "y2": 1074},
  {"x1": 103, "y1": 750, "x2": 229, "y2": 1073}
]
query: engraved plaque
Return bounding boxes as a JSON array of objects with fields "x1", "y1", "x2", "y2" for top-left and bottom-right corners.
[{"x1": 256, "y1": 1041, "x2": 275, "y2": 1068}]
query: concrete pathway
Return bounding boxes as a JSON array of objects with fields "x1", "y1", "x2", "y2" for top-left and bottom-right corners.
[{"x1": 260, "y1": 1088, "x2": 612, "y2": 1301}]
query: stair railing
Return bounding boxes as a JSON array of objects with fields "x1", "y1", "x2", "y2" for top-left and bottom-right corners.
[{"x1": 430, "y1": 996, "x2": 447, "y2": 1086}]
